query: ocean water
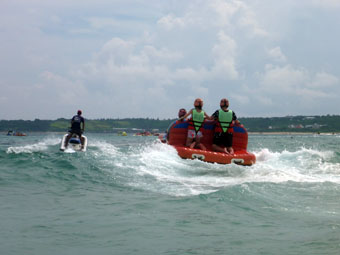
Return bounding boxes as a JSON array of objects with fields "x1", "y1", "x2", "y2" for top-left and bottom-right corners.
[{"x1": 1, "y1": 133, "x2": 340, "y2": 255}]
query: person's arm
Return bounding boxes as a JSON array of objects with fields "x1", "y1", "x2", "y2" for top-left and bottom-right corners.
[
  {"x1": 179, "y1": 109, "x2": 192, "y2": 120},
  {"x1": 233, "y1": 112, "x2": 242, "y2": 126},
  {"x1": 204, "y1": 111, "x2": 212, "y2": 120},
  {"x1": 211, "y1": 110, "x2": 218, "y2": 121},
  {"x1": 82, "y1": 119, "x2": 85, "y2": 132}
]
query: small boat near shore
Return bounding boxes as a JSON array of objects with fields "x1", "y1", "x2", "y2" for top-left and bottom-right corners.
[
  {"x1": 160, "y1": 120, "x2": 256, "y2": 166},
  {"x1": 7, "y1": 130, "x2": 26, "y2": 136},
  {"x1": 117, "y1": 131, "x2": 127, "y2": 136}
]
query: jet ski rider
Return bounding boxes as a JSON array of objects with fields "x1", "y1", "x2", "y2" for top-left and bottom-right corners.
[{"x1": 64, "y1": 110, "x2": 85, "y2": 149}]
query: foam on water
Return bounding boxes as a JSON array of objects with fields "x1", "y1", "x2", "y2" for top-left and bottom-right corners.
[
  {"x1": 6, "y1": 138, "x2": 60, "y2": 154},
  {"x1": 89, "y1": 140, "x2": 119, "y2": 158},
  {"x1": 251, "y1": 147, "x2": 340, "y2": 183},
  {"x1": 4, "y1": 135, "x2": 340, "y2": 197},
  {"x1": 63, "y1": 148, "x2": 77, "y2": 153},
  {"x1": 89, "y1": 139, "x2": 340, "y2": 197}
]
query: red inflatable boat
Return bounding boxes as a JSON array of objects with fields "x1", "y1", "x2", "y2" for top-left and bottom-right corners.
[{"x1": 160, "y1": 120, "x2": 256, "y2": 166}]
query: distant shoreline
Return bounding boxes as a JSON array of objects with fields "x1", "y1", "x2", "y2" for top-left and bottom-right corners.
[
  {"x1": 2, "y1": 116, "x2": 340, "y2": 133},
  {"x1": 248, "y1": 132, "x2": 340, "y2": 135}
]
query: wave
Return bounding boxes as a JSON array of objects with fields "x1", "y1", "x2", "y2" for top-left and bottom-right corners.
[
  {"x1": 5, "y1": 135, "x2": 340, "y2": 197},
  {"x1": 248, "y1": 147, "x2": 340, "y2": 183},
  {"x1": 6, "y1": 138, "x2": 60, "y2": 154},
  {"x1": 87, "y1": 140, "x2": 340, "y2": 196}
]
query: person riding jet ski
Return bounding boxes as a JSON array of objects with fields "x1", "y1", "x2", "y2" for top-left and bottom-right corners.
[{"x1": 64, "y1": 110, "x2": 85, "y2": 149}]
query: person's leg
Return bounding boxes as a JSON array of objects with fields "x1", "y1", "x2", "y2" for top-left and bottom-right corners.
[
  {"x1": 186, "y1": 136, "x2": 194, "y2": 147},
  {"x1": 186, "y1": 130, "x2": 195, "y2": 148},
  {"x1": 195, "y1": 133, "x2": 206, "y2": 150},
  {"x1": 227, "y1": 146, "x2": 234, "y2": 154},
  {"x1": 64, "y1": 133, "x2": 72, "y2": 147},
  {"x1": 80, "y1": 135, "x2": 85, "y2": 148},
  {"x1": 196, "y1": 142, "x2": 206, "y2": 150},
  {"x1": 226, "y1": 133, "x2": 234, "y2": 154},
  {"x1": 212, "y1": 133, "x2": 228, "y2": 153},
  {"x1": 212, "y1": 144, "x2": 228, "y2": 153},
  {"x1": 189, "y1": 141, "x2": 196, "y2": 149},
  {"x1": 78, "y1": 132, "x2": 84, "y2": 146}
]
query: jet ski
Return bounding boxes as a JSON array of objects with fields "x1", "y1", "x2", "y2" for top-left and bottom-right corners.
[{"x1": 60, "y1": 133, "x2": 87, "y2": 152}]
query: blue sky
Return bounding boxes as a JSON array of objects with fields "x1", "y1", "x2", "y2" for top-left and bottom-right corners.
[{"x1": 1, "y1": 0, "x2": 340, "y2": 120}]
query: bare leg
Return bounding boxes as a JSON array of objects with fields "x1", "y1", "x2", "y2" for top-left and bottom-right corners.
[
  {"x1": 186, "y1": 137, "x2": 194, "y2": 148},
  {"x1": 64, "y1": 133, "x2": 72, "y2": 147},
  {"x1": 80, "y1": 135, "x2": 85, "y2": 149},
  {"x1": 197, "y1": 143, "x2": 206, "y2": 150},
  {"x1": 195, "y1": 137, "x2": 206, "y2": 150},
  {"x1": 227, "y1": 146, "x2": 234, "y2": 154},
  {"x1": 212, "y1": 144, "x2": 229, "y2": 154},
  {"x1": 190, "y1": 141, "x2": 196, "y2": 149}
]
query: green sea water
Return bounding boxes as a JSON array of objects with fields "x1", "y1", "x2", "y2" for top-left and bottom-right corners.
[{"x1": 1, "y1": 133, "x2": 340, "y2": 255}]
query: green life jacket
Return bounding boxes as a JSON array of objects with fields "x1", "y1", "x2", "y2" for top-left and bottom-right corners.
[
  {"x1": 218, "y1": 109, "x2": 233, "y2": 133},
  {"x1": 192, "y1": 109, "x2": 205, "y2": 132}
]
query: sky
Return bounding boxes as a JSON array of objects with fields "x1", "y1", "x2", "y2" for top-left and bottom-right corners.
[{"x1": 1, "y1": 0, "x2": 340, "y2": 120}]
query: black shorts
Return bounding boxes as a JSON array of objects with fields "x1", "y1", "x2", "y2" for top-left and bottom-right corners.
[
  {"x1": 69, "y1": 129, "x2": 82, "y2": 136},
  {"x1": 213, "y1": 132, "x2": 233, "y2": 147}
]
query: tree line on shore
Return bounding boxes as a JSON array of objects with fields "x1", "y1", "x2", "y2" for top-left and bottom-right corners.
[{"x1": 1, "y1": 115, "x2": 340, "y2": 133}]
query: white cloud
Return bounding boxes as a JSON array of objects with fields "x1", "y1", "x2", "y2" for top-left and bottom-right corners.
[
  {"x1": 96, "y1": 38, "x2": 136, "y2": 66},
  {"x1": 308, "y1": 72, "x2": 339, "y2": 88},
  {"x1": 157, "y1": 0, "x2": 268, "y2": 37},
  {"x1": 267, "y1": 47, "x2": 287, "y2": 63},
  {"x1": 236, "y1": 4, "x2": 268, "y2": 37},
  {"x1": 173, "y1": 67, "x2": 207, "y2": 82},
  {"x1": 210, "y1": 0, "x2": 243, "y2": 27},
  {"x1": 260, "y1": 65, "x2": 308, "y2": 93},
  {"x1": 142, "y1": 45, "x2": 183, "y2": 63},
  {"x1": 258, "y1": 65, "x2": 339, "y2": 103},
  {"x1": 211, "y1": 31, "x2": 239, "y2": 80},
  {"x1": 157, "y1": 14, "x2": 188, "y2": 30},
  {"x1": 36, "y1": 71, "x2": 88, "y2": 106}
]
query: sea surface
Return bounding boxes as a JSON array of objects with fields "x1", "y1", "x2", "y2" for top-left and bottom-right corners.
[{"x1": 1, "y1": 133, "x2": 340, "y2": 255}]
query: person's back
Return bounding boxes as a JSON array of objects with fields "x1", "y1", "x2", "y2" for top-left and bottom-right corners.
[
  {"x1": 212, "y1": 99, "x2": 239, "y2": 154},
  {"x1": 179, "y1": 98, "x2": 210, "y2": 150},
  {"x1": 71, "y1": 114, "x2": 85, "y2": 132}
]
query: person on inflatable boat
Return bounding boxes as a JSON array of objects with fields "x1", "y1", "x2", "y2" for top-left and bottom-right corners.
[
  {"x1": 64, "y1": 110, "x2": 85, "y2": 149},
  {"x1": 212, "y1": 98, "x2": 241, "y2": 154},
  {"x1": 179, "y1": 98, "x2": 210, "y2": 150},
  {"x1": 164, "y1": 108, "x2": 188, "y2": 142},
  {"x1": 178, "y1": 108, "x2": 187, "y2": 120}
]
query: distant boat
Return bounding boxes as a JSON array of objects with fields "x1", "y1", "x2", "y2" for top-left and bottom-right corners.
[
  {"x1": 134, "y1": 131, "x2": 152, "y2": 136},
  {"x1": 7, "y1": 130, "x2": 26, "y2": 136},
  {"x1": 117, "y1": 131, "x2": 127, "y2": 136}
]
